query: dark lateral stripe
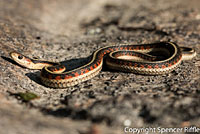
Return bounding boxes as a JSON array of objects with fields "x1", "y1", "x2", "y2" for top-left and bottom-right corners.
[{"x1": 40, "y1": 42, "x2": 181, "y2": 81}]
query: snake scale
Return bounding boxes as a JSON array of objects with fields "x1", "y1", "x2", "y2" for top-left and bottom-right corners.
[{"x1": 10, "y1": 42, "x2": 196, "y2": 88}]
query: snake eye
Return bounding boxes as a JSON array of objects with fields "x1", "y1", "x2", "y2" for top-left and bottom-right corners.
[{"x1": 18, "y1": 55, "x2": 23, "y2": 59}]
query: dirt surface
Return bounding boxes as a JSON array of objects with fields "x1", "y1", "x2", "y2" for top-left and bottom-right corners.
[{"x1": 0, "y1": 0, "x2": 200, "y2": 134}]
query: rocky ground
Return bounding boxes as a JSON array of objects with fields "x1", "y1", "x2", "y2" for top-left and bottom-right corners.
[{"x1": 0, "y1": 0, "x2": 200, "y2": 134}]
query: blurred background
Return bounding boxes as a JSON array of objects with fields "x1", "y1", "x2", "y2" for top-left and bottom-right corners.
[{"x1": 0, "y1": 0, "x2": 200, "y2": 134}]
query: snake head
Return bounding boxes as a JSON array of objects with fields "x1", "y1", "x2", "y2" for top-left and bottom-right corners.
[{"x1": 10, "y1": 52, "x2": 34, "y2": 68}]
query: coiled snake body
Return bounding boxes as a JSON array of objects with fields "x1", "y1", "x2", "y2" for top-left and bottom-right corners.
[{"x1": 10, "y1": 42, "x2": 196, "y2": 88}]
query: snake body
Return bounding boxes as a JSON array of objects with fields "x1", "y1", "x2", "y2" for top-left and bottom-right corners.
[{"x1": 10, "y1": 42, "x2": 196, "y2": 88}]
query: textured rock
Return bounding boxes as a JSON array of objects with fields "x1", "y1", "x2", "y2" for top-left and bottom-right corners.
[{"x1": 0, "y1": 0, "x2": 200, "y2": 134}]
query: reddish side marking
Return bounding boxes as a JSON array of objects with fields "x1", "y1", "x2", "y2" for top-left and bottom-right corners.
[
  {"x1": 90, "y1": 66, "x2": 93, "y2": 70},
  {"x1": 85, "y1": 69, "x2": 89, "y2": 73},
  {"x1": 168, "y1": 63, "x2": 172, "y2": 67},
  {"x1": 59, "y1": 68, "x2": 63, "y2": 71},
  {"x1": 154, "y1": 65, "x2": 159, "y2": 68},
  {"x1": 97, "y1": 61, "x2": 101, "y2": 65},
  {"x1": 94, "y1": 64, "x2": 97, "y2": 68},
  {"x1": 140, "y1": 46, "x2": 144, "y2": 50},
  {"x1": 173, "y1": 61, "x2": 176, "y2": 65},
  {"x1": 134, "y1": 63, "x2": 138, "y2": 67},
  {"x1": 162, "y1": 65, "x2": 166, "y2": 68},
  {"x1": 55, "y1": 76, "x2": 61, "y2": 80},
  {"x1": 100, "y1": 53, "x2": 104, "y2": 57},
  {"x1": 109, "y1": 48, "x2": 114, "y2": 51},
  {"x1": 25, "y1": 58, "x2": 32, "y2": 62},
  {"x1": 147, "y1": 65, "x2": 152, "y2": 69},
  {"x1": 127, "y1": 53, "x2": 131, "y2": 56},
  {"x1": 135, "y1": 46, "x2": 139, "y2": 50},
  {"x1": 65, "y1": 75, "x2": 72, "y2": 79},
  {"x1": 74, "y1": 72, "x2": 79, "y2": 77},
  {"x1": 140, "y1": 65, "x2": 144, "y2": 68},
  {"x1": 80, "y1": 69, "x2": 84, "y2": 75}
]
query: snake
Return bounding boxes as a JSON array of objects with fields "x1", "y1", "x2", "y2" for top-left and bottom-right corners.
[{"x1": 10, "y1": 42, "x2": 196, "y2": 88}]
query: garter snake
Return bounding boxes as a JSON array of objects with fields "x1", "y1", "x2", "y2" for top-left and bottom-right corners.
[{"x1": 10, "y1": 42, "x2": 196, "y2": 88}]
